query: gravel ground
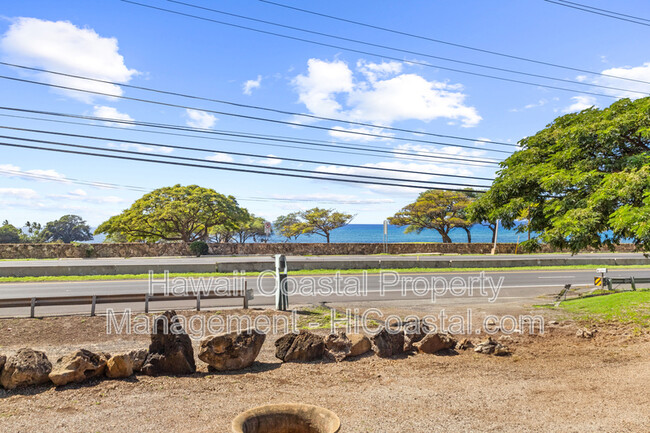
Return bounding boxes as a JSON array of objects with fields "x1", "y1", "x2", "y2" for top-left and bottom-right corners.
[{"x1": 1, "y1": 306, "x2": 649, "y2": 432}]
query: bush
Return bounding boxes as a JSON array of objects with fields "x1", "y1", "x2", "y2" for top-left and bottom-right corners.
[{"x1": 189, "y1": 240, "x2": 209, "y2": 257}]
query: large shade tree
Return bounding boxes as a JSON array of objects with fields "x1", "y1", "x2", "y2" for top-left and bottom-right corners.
[
  {"x1": 95, "y1": 185, "x2": 244, "y2": 242},
  {"x1": 472, "y1": 97, "x2": 650, "y2": 252},
  {"x1": 388, "y1": 190, "x2": 474, "y2": 243},
  {"x1": 40, "y1": 215, "x2": 93, "y2": 243},
  {"x1": 275, "y1": 208, "x2": 353, "y2": 243}
]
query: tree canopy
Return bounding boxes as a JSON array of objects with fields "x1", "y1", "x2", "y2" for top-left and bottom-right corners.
[
  {"x1": 40, "y1": 215, "x2": 93, "y2": 244},
  {"x1": 0, "y1": 220, "x2": 22, "y2": 243},
  {"x1": 275, "y1": 208, "x2": 353, "y2": 243},
  {"x1": 212, "y1": 210, "x2": 270, "y2": 243},
  {"x1": 472, "y1": 97, "x2": 650, "y2": 252},
  {"x1": 388, "y1": 190, "x2": 474, "y2": 243},
  {"x1": 95, "y1": 185, "x2": 244, "y2": 242}
]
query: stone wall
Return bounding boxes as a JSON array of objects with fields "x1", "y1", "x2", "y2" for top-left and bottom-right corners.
[{"x1": 0, "y1": 241, "x2": 638, "y2": 259}]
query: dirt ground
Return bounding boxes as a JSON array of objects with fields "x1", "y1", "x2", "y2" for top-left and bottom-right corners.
[{"x1": 1, "y1": 305, "x2": 649, "y2": 432}]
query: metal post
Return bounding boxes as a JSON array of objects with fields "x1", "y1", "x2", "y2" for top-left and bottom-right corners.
[
  {"x1": 196, "y1": 291, "x2": 201, "y2": 312},
  {"x1": 275, "y1": 254, "x2": 288, "y2": 311},
  {"x1": 145, "y1": 294, "x2": 150, "y2": 314},
  {"x1": 30, "y1": 297, "x2": 36, "y2": 318},
  {"x1": 91, "y1": 295, "x2": 97, "y2": 317},
  {"x1": 631, "y1": 276, "x2": 636, "y2": 291},
  {"x1": 243, "y1": 280, "x2": 249, "y2": 309}
]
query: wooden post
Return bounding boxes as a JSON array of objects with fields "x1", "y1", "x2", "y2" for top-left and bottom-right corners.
[{"x1": 91, "y1": 295, "x2": 97, "y2": 317}]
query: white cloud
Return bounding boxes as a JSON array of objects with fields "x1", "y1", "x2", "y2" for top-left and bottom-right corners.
[
  {"x1": 107, "y1": 142, "x2": 173, "y2": 154},
  {"x1": 243, "y1": 75, "x2": 262, "y2": 95},
  {"x1": 93, "y1": 105, "x2": 134, "y2": 127},
  {"x1": 0, "y1": 17, "x2": 138, "y2": 103},
  {"x1": 592, "y1": 62, "x2": 650, "y2": 99},
  {"x1": 0, "y1": 164, "x2": 68, "y2": 182},
  {"x1": 292, "y1": 58, "x2": 481, "y2": 130},
  {"x1": 257, "y1": 154, "x2": 282, "y2": 166},
  {"x1": 0, "y1": 187, "x2": 39, "y2": 199},
  {"x1": 185, "y1": 109, "x2": 217, "y2": 129},
  {"x1": 563, "y1": 96, "x2": 597, "y2": 113},
  {"x1": 205, "y1": 152, "x2": 234, "y2": 163}
]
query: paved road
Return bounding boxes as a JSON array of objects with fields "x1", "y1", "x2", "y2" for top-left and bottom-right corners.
[
  {"x1": 1, "y1": 252, "x2": 648, "y2": 268},
  {"x1": 1, "y1": 268, "x2": 647, "y2": 317}
]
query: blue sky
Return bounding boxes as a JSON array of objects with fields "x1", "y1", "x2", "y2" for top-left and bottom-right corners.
[{"x1": 1, "y1": 0, "x2": 649, "y2": 227}]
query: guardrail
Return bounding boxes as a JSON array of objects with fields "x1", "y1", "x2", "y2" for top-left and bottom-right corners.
[
  {"x1": 602, "y1": 276, "x2": 648, "y2": 291},
  {"x1": 0, "y1": 286, "x2": 253, "y2": 318}
]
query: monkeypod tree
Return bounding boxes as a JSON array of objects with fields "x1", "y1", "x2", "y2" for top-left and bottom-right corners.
[
  {"x1": 275, "y1": 208, "x2": 353, "y2": 243},
  {"x1": 95, "y1": 184, "x2": 244, "y2": 242},
  {"x1": 388, "y1": 190, "x2": 474, "y2": 243},
  {"x1": 40, "y1": 215, "x2": 93, "y2": 243},
  {"x1": 472, "y1": 97, "x2": 650, "y2": 253}
]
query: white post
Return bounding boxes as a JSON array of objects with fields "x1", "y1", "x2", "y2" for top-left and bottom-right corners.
[{"x1": 491, "y1": 219, "x2": 500, "y2": 255}]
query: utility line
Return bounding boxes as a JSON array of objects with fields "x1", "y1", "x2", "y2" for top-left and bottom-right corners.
[
  {"x1": 0, "y1": 167, "x2": 398, "y2": 204},
  {"x1": 121, "y1": 0, "x2": 627, "y2": 100},
  {"x1": 0, "y1": 141, "x2": 485, "y2": 191},
  {"x1": 0, "y1": 168, "x2": 149, "y2": 192},
  {"x1": 259, "y1": 0, "x2": 650, "y2": 86},
  {"x1": 0, "y1": 125, "x2": 497, "y2": 181},
  {"x1": 0, "y1": 108, "x2": 503, "y2": 167},
  {"x1": 0, "y1": 61, "x2": 515, "y2": 149},
  {"x1": 0, "y1": 134, "x2": 491, "y2": 188},
  {"x1": 166, "y1": 0, "x2": 648, "y2": 96},
  {"x1": 544, "y1": 0, "x2": 650, "y2": 26},
  {"x1": 0, "y1": 73, "x2": 515, "y2": 155}
]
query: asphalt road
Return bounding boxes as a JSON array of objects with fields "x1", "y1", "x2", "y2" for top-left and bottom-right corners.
[{"x1": 1, "y1": 268, "x2": 647, "y2": 317}]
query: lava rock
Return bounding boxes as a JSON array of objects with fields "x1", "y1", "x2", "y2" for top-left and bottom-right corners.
[
  {"x1": 141, "y1": 310, "x2": 196, "y2": 376},
  {"x1": 275, "y1": 330, "x2": 325, "y2": 362},
  {"x1": 199, "y1": 329, "x2": 266, "y2": 371},
  {"x1": 1, "y1": 348, "x2": 52, "y2": 390}
]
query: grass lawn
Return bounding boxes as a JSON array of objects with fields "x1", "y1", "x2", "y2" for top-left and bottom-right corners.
[
  {"x1": 556, "y1": 289, "x2": 650, "y2": 325},
  {"x1": 3, "y1": 264, "x2": 650, "y2": 283}
]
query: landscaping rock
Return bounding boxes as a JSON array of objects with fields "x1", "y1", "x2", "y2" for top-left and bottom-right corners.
[
  {"x1": 141, "y1": 310, "x2": 196, "y2": 376},
  {"x1": 348, "y1": 334, "x2": 371, "y2": 358},
  {"x1": 456, "y1": 338, "x2": 474, "y2": 350},
  {"x1": 324, "y1": 332, "x2": 352, "y2": 362},
  {"x1": 49, "y1": 349, "x2": 108, "y2": 386},
  {"x1": 413, "y1": 333, "x2": 456, "y2": 354},
  {"x1": 474, "y1": 337, "x2": 510, "y2": 356},
  {"x1": 371, "y1": 328, "x2": 404, "y2": 358},
  {"x1": 106, "y1": 354, "x2": 134, "y2": 379},
  {"x1": 403, "y1": 319, "x2": 432, "y2": 351},
  {"x1": 0, "y1": 348, "x2": 52, "y2": 390},
  {"x1": 199, "y1": 329, "x2": 266, "y2": 371},
  {"x1": 128, "y1": 349, "x2": 148, "y2": 372},
  {"x1": 275, "y1": 330, "x2": 325, "y2": 362},
  {"x1": 0, "y1": 354, "x2": 5, "y2": 372},
  {"x1": 576, "y1": 328, "x2": 596, "y2": 339}
]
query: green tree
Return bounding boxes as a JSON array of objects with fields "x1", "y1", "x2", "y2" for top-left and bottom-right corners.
[
  {"x1": 274, "y1": 212, "x2": 303, "y2": 242},
  {"x1": 95, "y1": 185, "x2": 243, "y2": 243},
  {"x1": 473, "y1": 97, "x2": 650, "y2": 253},
  {"x1": 388, "y1": 190, "x2": 473, "y2": 243},
  {"x1": 212, "y1": 211, "x2": 269, "y2": 243},
  {"x1": 0, "y1": 220, "x2": 22, "y2": 243},
  {"x1": 40, "y1": 215, "x2": 93, "y2": 243},
  {"x1": 298, "y1": 208, "x2": 353, "y2": 243},
  {"x1": 275, "y1": 208, "x2": 353, "y2": 243}
]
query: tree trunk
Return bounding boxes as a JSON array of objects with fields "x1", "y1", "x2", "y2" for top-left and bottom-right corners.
[
  {"x1": 441, "y1": 232, "x2": 452, "y2": 243},
  {"x1": 491, "y1": 226, "x2": 496, "y2": 244},
  {"x1": 326, "y1": 232, "x2": 330, "y2": 243},
  {"x1": 463, "y1": 227, "x2": 472, "y2": 243}
]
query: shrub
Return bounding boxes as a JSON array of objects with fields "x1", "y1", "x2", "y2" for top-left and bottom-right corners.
[{"x1": 189, "y1": 240, "x2": 209, "y2": 257}]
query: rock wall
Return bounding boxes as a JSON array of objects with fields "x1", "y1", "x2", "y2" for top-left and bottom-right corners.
[{"x1": 0, "y1": 242, "x2": 638, "y2": 259}]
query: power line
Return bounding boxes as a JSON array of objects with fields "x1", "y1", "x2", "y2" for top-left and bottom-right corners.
[
  {"x1": 0, "y1": 61, "x2": 516, "y2": 149},
  {"x1": 0, "y1": 125, "x2": 497, "y2": 181},
  {"x1": 121, "y1": 0, "x2": 628, "y2": 100},
  {"x1": 258, "y1": 0, "x2": 650, "y2": 86},
  {"x1": 0, "y1": 73, "x2": 515, "y2": 155},
  {"x1": 0, "y1": 107, "x2": 502, "y2": 167},
  {"x1": 556, "y1": 0, "x2": 650, "y2": 23},
  {"x1": 1, "y1": 134, "x2": 492, "y2": 188},
  {"x1": 0, "y1": 168, "x2": 149, "y2": 192},
  {"x1": 0, "y1": 141, "x2": 485, "y2": 191},
  {"x1": 544, "y1": 0, "x2": 650, "y2": 26},
  {"x1": 165, "y1": 0, "x2": 648, "y2": 97},
  {"x1": 0, "y1": 167, "x2": 398, "y2": 204}
]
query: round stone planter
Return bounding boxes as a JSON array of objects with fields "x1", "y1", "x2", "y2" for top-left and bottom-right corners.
[{"x1": 232, "y1": 403, "x2": 340, "y2": 433}]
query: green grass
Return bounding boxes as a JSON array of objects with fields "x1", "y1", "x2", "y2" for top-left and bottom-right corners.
[
  {"x1": 3, "y1": 264, "x2": 650, "y2": 283},
  {"x1": 557, "y1": 289, "x2": 650, "y2": 325}
]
